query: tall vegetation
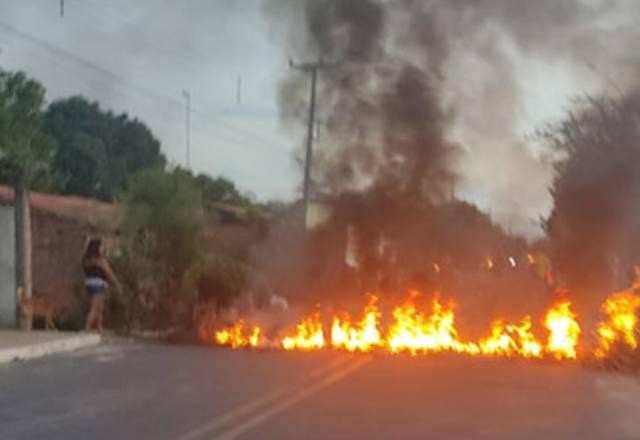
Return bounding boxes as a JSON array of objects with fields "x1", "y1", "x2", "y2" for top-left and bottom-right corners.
[
  {"x1": 545, "y1": 91, "x2": 640, "y2": 292},
  {"x1": 114, "y1": 168, "x2": 205, "y2": 329},
  {"x1": 0, "y1": 70, "x2": 53, "y2": 327},
  {"x1": 43, "y1": 96, "x2": 166, "y2": 200}
]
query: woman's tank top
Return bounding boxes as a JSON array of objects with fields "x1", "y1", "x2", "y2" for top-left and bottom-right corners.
[{"x1": 84, "y1": 260, "x2": 107, "y2": 281}]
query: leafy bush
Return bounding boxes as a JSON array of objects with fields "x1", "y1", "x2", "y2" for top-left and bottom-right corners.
[
  {"x1": 116, "y1": 167, "x2": 205, "y2": 330},
  {"x1": 197, "y1": 252, "x2": 248, "y2": 310}
]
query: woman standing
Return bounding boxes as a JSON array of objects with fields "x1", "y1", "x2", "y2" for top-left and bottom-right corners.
[{"x1": 82, "y1": 238, "x2": 120, "y2": 332}]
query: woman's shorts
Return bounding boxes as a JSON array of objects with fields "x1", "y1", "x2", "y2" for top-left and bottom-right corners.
[{"x1": 85, "y1": 277, "x2": 108, "y2": 296}]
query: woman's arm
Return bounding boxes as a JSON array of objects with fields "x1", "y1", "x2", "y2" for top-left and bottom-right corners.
[{"x1": 99, "y1": 258, "x2": 122, "y2": 291}]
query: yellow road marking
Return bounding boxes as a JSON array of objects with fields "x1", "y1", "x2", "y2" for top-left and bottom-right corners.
[
  {"x1": 212, "y1": 356, "x2": 371, "y2": 440},
  {"x1": 177, "y1": 355, "x2": 358, "y2": 440}
]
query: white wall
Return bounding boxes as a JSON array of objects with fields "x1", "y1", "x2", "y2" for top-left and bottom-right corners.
[{"x1": 0, "y1": 205, "x2": 16, "y2": 328}]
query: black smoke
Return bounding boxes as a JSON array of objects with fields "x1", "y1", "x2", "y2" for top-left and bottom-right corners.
[{"x1": 258, "y1": 0, "x2": 640, "y2": 306}]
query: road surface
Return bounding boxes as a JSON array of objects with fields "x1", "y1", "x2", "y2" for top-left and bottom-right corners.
[{"x1": 0, "y1": 340, "x2": 638, "y2": 439}]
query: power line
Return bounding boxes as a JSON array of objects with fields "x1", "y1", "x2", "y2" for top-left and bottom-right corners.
[
  {"x1": 4, "y1": 33, "x2": 277, "y2": 155},
  {"x1": 0, "y1": 20, "x2": 287, "y2": 153},
  {"x1": 66, "y1": 0, "x2": 210, "y2": 82},
  {"x1": 65, "y1": 0, "x2": 280, "y2": 118},
  {"x1": 74, "y1": 0, "x2": 234, "y2": 75},
  {"x1": 3, "y1": 30, "x2": 279, "y2": 157}
]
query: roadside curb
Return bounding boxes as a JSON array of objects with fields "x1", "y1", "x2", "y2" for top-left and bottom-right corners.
[{"x1": 0, "y1": 333, "x2": 101, "y2": 364}]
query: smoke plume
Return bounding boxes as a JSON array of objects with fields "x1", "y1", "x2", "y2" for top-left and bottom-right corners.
[
  {"x1": 251, "y1": 0, "x2": 640, "y2": 313},
  {"x1": 265, "y1": 0, "x2": 640, "y2": 235}
]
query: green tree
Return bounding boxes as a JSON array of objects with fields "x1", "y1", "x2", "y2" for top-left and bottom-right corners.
[
  {"x1": 0, "y1": 70, "x2": 53, "y2": 328},
  {"x1": 193, "y1": 173, "x2": 256, "y2": 208},
  {"x1": 43, "y1": 96, "x2": 165, "y2": 200},
  {"x1": 118, "y1": 168, "x2": 205, "y2": 328}
]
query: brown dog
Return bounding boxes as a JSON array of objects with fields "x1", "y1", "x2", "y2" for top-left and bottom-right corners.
[{"x1": 16, "y1": 288, "x2": 58, "y2": 330}]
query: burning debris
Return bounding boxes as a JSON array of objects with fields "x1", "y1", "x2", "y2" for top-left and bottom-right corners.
[
  {"x1": 214, "y1": 320, "x2": 261, "y2": 349},
  {"x1": 385, "y1": 293, "x2": 475, "y2": 355},
  {"x1": 595, "y1": 290, "x2": 640, "y2": 359},
  {"x1": 281, "y1": 312, "x2": 326, "y2": 351},
  {"x1": 212, "y1": 291, "x2": 576, "y2": 358},
  {"x1": 543, "y1": 301, "x2": 581, "y2": 360},
  {"x1": 330, "y1": 295, "x2": 383, "y2": 352},
  {"x1": 478, "y1": 317, "x2": 542, "y2": 359},
  {"x1": 212, "y1": 271, "x2": 640, "y2": 363}
]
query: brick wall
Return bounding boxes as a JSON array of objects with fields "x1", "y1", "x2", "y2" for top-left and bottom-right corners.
[{"x1": 31, "y1": 209, "x2": 91, "y2": 313}]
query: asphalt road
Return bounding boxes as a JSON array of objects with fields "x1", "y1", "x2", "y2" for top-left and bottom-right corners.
[{"x1": 1, "y1": 340, "x2": 639, "y2": 440}]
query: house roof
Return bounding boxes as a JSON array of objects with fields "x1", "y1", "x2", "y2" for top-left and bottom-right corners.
[{"x1": 0, "y1": 185, "x2": 122, "y2": 230}]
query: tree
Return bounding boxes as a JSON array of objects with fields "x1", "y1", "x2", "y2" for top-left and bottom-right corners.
[
  {"x1": 0, "y1": 70, "x2": 53, "y2": 328},
  {"x1": 545, "y1": 91, "x2": 640, "y2": 292},
  {"x1": 43, "y1": 96, "x2": 165, "y2": 200},
  {"x1": 193, "y1": 173, "x2": 255, "y2": 207},
  {"x1": 118, "y1": 168, "x2": 205, "y2": 328}
]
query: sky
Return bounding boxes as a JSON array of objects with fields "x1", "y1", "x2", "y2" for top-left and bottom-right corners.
[
  {"x1": 0, "y1": 0, "x2": 297, "y2": 200},
  {"x1": 0, "y1": 0, "x2": 627, "y2": 238}
]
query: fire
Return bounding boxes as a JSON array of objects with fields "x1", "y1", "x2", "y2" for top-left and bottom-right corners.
[
  {"x1": 281, "y1": 312, "x2": 325, "y2": 351},
  {"x1": 544, "y1": 301, "x2": 581, "y2": 360},
  {"x1": 209, "y1": 284, "x2": 638, "y2": 363},
  {"x1": 594, "y1": 290, "x2": 640, "y2": 358},
  {"x1": 330, "y1": 296, "x2": 383, "y2": 352},
  {"x1": 386, "y1": 292, "x2": 478, "y2": 355},
  {"x1": 479, "y1": 317, "x2": 542, "y2": 358},
  {"x1": 215, "y1": 320, "x2": 261, "y2": 349}
]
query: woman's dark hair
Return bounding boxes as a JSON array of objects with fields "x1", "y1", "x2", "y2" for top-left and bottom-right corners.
[{"x1": 83, "y1": 238, "x2": 103, "y2": 263}]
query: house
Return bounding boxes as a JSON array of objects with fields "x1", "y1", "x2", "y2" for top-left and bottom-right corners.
[
  {"x1": 0, "y1": 185, "x2": 269, "y2": 328},
  {"x1": 0, "y1": 185, "x2": 122, "y2": 327}
]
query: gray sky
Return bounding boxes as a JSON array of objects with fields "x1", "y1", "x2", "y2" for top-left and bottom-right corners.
[
  {"x1": 0, "y1": 0, "x2": 632, "y2": 237},
  {"x1": 0, "y1": 0, "x2": 296, "y2": 201}
]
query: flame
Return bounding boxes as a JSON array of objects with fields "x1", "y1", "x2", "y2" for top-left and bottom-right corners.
[
  {"x1": 544, "y1": 301, "x2": 581, "y2": 359},
  {"x1": 386, "y1": 292, "x2": 478, "y2": 355},
  {"x1": 330, "y1": 296, "x2": 383, "y2": 352},
  {"x1": 479, "y1": 317, "x2": 542, "y2": 358},
  {"x1": 594, "y1": 290, "x2": 640, "y2": 358},
  {"x1": 215, "y1": 320, "x2": 261, "y2": 349},
  {"x1": 207, "y1": 284, "x2": 634, "y2": 363},
  {"x1": 213, "y1": 299, "x2": 583, "y2": 359},
  {"x1": 281, "y1": 312, "x2": 325, "y2": 351}
]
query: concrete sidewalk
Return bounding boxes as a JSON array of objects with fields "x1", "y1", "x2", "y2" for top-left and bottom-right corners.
[{"x1": 0, "y1": 331, "x2": 101, "y2": 364}]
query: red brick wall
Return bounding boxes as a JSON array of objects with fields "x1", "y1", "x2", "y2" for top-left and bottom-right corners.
[{"x1": 31, "y1": 209, "x2": 92, "y2": 313}]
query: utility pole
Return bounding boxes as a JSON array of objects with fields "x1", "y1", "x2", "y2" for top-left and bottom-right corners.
[
  {"x1": 60, "y1": 0, "x2": 64, "y2": 17},
  {"x1": 182, "y1": 90, "x2": 191, "y2": 170},
  {"x1": 290, "y1": 59, "x2": 331, "y2": 211}
]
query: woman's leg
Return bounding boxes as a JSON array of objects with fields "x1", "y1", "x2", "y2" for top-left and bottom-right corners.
[
  {"x1": 85, "y1": 293, "x2": 99, "y2": 331},
  {"x1": 96, "y1": 294, "x2": 106, "y2": 332}
]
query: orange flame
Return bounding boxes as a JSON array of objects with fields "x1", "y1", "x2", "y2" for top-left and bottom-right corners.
[
  {"x1": 330, "y1": 296, "x2": 383, "y2": 352},
  {"x1": 479, "y1": 317, "x2": 542, "y2": 358},
  {"x1": 211, "y1": 293, "x2": 603, "y2": 362},
  {"x1": 594, "y1": 290, "x2": 640, "y2": 358},
  {"x1": 386, "y1": 292, "x2": 478, "y2": 355},
  {"x1": 215, "y1": 320, "x2": 261, "y2": 349},
  {"x1": 281, "y1": 312, "x2": 325, "y2": 351},
  {"x1": 544, "y1": 301, "x2": 580, "y2": 359}
]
